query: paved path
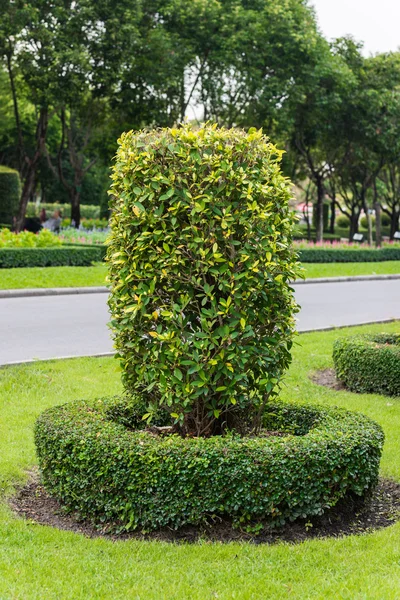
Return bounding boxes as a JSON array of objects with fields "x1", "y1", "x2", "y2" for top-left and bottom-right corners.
[{"x1": 0, "y1": 280, "x2": 399, "y2": 365}]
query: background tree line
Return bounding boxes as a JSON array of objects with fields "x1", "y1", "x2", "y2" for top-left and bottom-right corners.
[{"x1": 0, "y1": 0, "x2": 399, "y2": 240}]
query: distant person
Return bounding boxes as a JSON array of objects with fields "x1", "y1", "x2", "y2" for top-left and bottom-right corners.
[{"x1": 44, "y1": 209, "x2": 62, "y2": 233}]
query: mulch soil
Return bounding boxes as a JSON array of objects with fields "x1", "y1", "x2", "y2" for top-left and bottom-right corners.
[
  {"x1": 9, "y1": 472, "x2": 400, "y2": 544},
  {"x1": 310, "y1": 368, "x2": 346, "y2": 391}
]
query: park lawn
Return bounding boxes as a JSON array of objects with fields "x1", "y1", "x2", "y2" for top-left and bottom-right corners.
[
  {"x1": 304, "y1": 261, "x2": 400, "y2": 279},
  {"x1": 1, "y1": 323, "x2": 400, "y2": 599},
  {"x1": 0, "y1": 263, "x2": 108, "y2": 289},
  {"x1": 1, "y1": 262, "x2": 399, "y2": 290}
]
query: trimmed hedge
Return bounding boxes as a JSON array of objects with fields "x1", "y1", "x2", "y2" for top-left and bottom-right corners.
[
  {"x1": 333, "y1": 334, "x2": 400, "y2": 396},
  {"x1": 0, "y1": 166, "x2": 21, "y2": 225},
  {"x1": 0, "y1": 245, "x2": 106, "y2": 268},
  {"x1": 299, "y1": 247, "x2": 400, "y2": 263},
  {"x1": 35, "y1": 397, "x2": 383, "y2": 532}
]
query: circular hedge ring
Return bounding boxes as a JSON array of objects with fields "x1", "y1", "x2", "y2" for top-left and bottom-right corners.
[
  {"x1": 333, "y1": 333, "x2": 400, "y2": 396},
  {"x1": 35, "y1": 398, "x2": 383, "y2": 532}
]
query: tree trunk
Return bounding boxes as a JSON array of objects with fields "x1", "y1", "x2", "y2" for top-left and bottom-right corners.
[
  {"x1": 15, "y1": 167, "x2": 36, "y2": 231},
  {"x1": 329, "y1": 197, "x2": 336, "y2": 234},
  {"x1": 390, "y1": 211, "x2": 400, "y2": 240},
  {"x1": 349, "y1": 211, "x2": 359, "y2": 241},
  {"x1": 374, "y1": 183, "x2": 382, "y2": 248},
  {"x1": 315, "y1": 178, "x2": 324, "y2": 243},
  {"x1": 70, "y1": 190, "x2": 81, "y2": 228},
  {"x1": 14, "y1": 108, "x2": 49, "y2": 232}
]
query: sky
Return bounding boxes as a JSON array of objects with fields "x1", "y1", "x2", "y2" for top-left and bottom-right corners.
[{"x1": 311, "y1": 0, "x2": 400, "y2": 55}]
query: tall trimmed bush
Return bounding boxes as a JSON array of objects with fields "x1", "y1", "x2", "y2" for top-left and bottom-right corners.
[
  {"x1": 0, "y1": 166, "x2": 21, "y2": 225},
  {"x1": 108, "y1": 124, "x2": 299, "y2": 436}
]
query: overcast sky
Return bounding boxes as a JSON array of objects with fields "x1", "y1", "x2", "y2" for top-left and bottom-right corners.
[{"x1": 311, "y1": 0, "x2": 400, "y2": 55}]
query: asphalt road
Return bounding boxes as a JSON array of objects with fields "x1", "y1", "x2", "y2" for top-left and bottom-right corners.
[{"x1": 0, "y1": 279, "x2": 399, "y2": 365}]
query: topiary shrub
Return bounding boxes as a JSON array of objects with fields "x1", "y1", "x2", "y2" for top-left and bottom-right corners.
[
  {"x1": 336, "y1": 214, "x2": 350, "y2": 228},
  {"x1": 333, "y1": 333, "x2": 400, "y2": 396},
  {"x1": 0, "y1": 166, "x2": 21, "y2": 225},
  {"x1": 35, "y1": 397, "x2": 384, "y2": 531},
  {"x1": 107, "y1": 124, "x2": 300, "y2": 436}
]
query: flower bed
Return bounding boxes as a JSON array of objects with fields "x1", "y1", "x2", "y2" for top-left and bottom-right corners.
[
  {"x1": 34, "y1": 397, "x2": 384, "y2": 532},
  {"x1": 333, "y1": 334, "x2": 400, "y2": 396},
  {"x1": 58, "y1": 228, "x2": 109, "y2": 245}
]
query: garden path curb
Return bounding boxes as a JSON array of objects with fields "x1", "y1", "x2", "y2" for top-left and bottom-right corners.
[
  {"x1": 1, "y1": 274, "x2": 400, "y2": 298},
  {"x1": 0, "y1": 286, "x2": 108, "y2": 298},
  {"x1": 294, "y1": 274, "x2": 400, "y2": 285}
]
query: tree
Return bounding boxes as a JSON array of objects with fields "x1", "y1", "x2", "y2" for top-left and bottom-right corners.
[
  {"x1": 0, "y1": 0, "x2": 93, "y2": 230},
  {"x1": 282, "y1": 37, "x2": 357, "y2": 241}
]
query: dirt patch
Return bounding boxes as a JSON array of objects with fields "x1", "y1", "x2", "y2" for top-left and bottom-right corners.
[
  {"x1": 10, "y1": 472, "x2": 400, "y2": 544},
  {"x1": 311, "y1": 368, "x2": 346, "y2": 391}
]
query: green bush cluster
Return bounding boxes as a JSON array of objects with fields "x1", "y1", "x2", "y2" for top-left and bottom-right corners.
[
  {"x1": 0, "y1": 245, "x2": 105, "y2": 268},
  {"x1": 34, "y1": 397, "x2": 384, "y2": 532},
  {"x1": 299, "y1": 247, "x2": 400, "y2": 262},
  {"x1": 360, "y1": 214, "x2": 391, "y2": 229},
  {"x1": 333, "y1": 334, "x2": 400, "y2": 396},
  {"x1": 0, "y1": 166, "x2": 21, "y2": 225},
  {"x1": 335, "y1": 215, "x2": 351, "y2": 228},
  {"x1": 26, "y1": 202, "x2": 100, "y2": 220},
  {"x1": 107, "y1": 124, "x2": 299, "y2": 436},
  {"x1": 0, "y1": 228, "x2": 61, "y2": 248}
]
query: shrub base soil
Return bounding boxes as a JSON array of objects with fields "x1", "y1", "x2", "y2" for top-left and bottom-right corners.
[
  {"x1": 311, "y1": 368, "x2": 346, "y2": 391},
  {"x1": 10, "y1": 472, "x2": 400, "y2": 544}
]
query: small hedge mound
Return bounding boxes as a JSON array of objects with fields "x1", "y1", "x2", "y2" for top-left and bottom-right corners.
[
  {"x1": 299, "y1": 247, "x2": 400, "y2": 263},
  {"x1": 333, "y1": 334, "x2": 400, "y2": 396},
  {"x1": 35, "y1": 397, "x2": 383, "y2": 532},
  {"x1": 0, "y1": 166, "x2": 21, "y2": 225},
  {"x1": 0, "y1": 245, "x2": 105, "y2": 268}
]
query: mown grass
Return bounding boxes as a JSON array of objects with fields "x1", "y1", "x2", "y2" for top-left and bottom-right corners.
[
  {"x1": 0, "y1": 263, "x2": 108, "y2": 289},
  {"x1": 1, "y1": 322, "x2": 400, "y2": 599},
  {"x1": 304, "y1": 261, "x2": 400, "y2": 279},
  {"x1": 1, "y1": 261, "x2": 399, "y2": 291}
]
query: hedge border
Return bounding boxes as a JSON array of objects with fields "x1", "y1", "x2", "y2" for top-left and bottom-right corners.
[
  {"x1": 333, "y1": 333, "x2": 400, "y2": 396},
  {"x1": 298, "y1": 248, "x2": 400, "y2": 263},
  {"x1": 0, "y1": 245, "x2": 106, "y2": 268},
  {"x1": 35, "y1": 397, "x2": 383, "y2": 532}
]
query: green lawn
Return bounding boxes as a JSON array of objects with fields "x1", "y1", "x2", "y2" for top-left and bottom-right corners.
[
  {"x1": 0, "y1": 263, "x2": 108, "y2": 289},
  {"x1": 1, "y1": 322, "x2": 400, "y2": 599},
  {"x1": 1, "y1": 261, "x2": 399, "y2": 290},
  {"x1": 304, "y1": 260, "x2": 400, "y2": 279}
]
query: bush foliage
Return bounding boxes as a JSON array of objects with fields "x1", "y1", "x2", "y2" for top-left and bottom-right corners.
[
  {"x1": 0, "y1": 245, "x2": 105, "y2": 268},
  {"x1": 0, "y1": 228, "x2": 61, "y2": 248},
  {"x1": 335, "y1": 214, "x2": 351, "y2": 228},
  {"x1": 0, "y1": 166, "x2": 21, "y2": 225},
  {"x1": 107, "y1": 124, "x2": 299, "y2": 436},
  {"x1": 35, "y1": 397, "x2": 383, "y2": 532},
  {"x1": 333, "y1": 333, "x2": 400, "y2": 396}
]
